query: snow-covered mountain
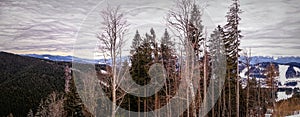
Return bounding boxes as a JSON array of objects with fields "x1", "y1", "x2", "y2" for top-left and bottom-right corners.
[
  {"x1": 239, "y1": 60, "x2": 300, "y2": 89},
  {"x1": 239, "y1": 56, "x2": 300, "y2": 64}
]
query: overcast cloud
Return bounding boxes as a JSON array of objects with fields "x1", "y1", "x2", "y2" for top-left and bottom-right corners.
[{"x1": 0, "y1": 0, "x2": 299, "y2": 58}]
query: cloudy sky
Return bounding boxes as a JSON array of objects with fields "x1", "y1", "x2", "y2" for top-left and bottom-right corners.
[{"x1": 0, "y1": 0, "x2": 299, "y2": 59}]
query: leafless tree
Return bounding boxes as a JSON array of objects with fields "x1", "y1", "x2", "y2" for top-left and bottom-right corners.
[
  {"x1": 167, "y1": 0, "x2": 204, "y2": 116},
  {"x1": 241, "y1": 49, "x2": 252, "y2": 116},
  {"x1": 97, "y1": 5, "x2": 129, "y2": 117},
  {"x1": 265, "y1": 63, "x2": 278, "y2": 114},
  {"x1": 35, "y1": 92, "x2": 65, "y2": 117}
]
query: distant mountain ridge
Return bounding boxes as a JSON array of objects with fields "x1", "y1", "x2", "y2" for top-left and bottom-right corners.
[
  {"x1": 21, "y1": 53, "x2": 129, "y2": 65},
  {"x1": 22, "y1": 53, "x2": 300, "y2": 64},
  {"x1": 239, "y1": 56, "x2": 300, "y2": 64},
  {"x1": 22, "y1": 53, "x2": 300, "y2": 80}
]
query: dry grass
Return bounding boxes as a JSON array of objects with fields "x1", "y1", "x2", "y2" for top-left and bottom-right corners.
[{"x1": 273, "y1": 94, "x2": 300, "y2": 116}]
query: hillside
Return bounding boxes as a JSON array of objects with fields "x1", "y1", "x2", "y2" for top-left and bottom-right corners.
[{"x1": 0, "y1": 52, "x2": 66, "y2": 117}]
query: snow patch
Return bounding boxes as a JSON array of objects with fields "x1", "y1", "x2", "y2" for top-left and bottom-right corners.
[
  {"x1": 276, "y1": 91, "x2": 293, "y2": 102},
  {"x1": 101, "y1": 70, "x2": 108, "y2": 74},
  {"x1": 294, "y1": 67, "x2": 300, "y2": 73},
  {"x1": 279, "y1": 65, "x2": 289, "y2": 85},
  {"x1": 285, "y1": 112, "x2": 300, "y2": 117},
  {"x1": 240, "y1": 68, "x2": 247, "y2": 79}
]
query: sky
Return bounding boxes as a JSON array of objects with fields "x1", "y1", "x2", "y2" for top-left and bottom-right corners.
[{"x1": 0, "y1": 0, "x2": 299, "y2": 59}]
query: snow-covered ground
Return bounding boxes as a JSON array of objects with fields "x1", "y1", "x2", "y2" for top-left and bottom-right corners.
[
  {"x1": 239, "y1": 64, "x2": 300, "y2": 102},
  {"x1": 276, "y1": 91, "x2": 294, "y2": 102},
  {"x1": 295, "y1": 67, "x2": 300, "y2": 74},
  {"x1": 279, "y1": 65, "x2": 289, "y2": 85},
  {"x1": 285, "y1": 111, "x2": 300, "y2": 117}
]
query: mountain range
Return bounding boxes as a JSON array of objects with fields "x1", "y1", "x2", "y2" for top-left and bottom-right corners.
[
  {"x1": 22, "y1": 53, "x2": 300, "y2": 64},
  {"x1": 21, "y1": 53, "x2": 130, "y2": 65},
  {"x1": 22, "y1": 53, "x2": 300, "y2": 80}
]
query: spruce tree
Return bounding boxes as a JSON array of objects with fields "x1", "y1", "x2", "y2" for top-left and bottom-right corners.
[
  {"x1": 130, "y1": 42, "x2": 153, "y2": 86},
  {"x1": 207, "y1": 25, "x2": 226, "y2": 117},
  {"x1": 130, "y1": 30, "x2": 142, "y2": 54},
  {"x1": 160, "y1": 29, "x2": 177, "y2": 82},
  {"x1": 63, "y1": 65, "x2": 84, "y2": 117},
  {"x1": 161, "y1": 28, "x2": 174, "y2": 48},
  {"x1": 189, "y1": 3, "x2": 204, "y2": 59},
  {"x1": 127, "y1": 29, "x2": 156, "y2": 112},
  {"x1": 223, "y1": 0, "x2": 243, "y2": 116}
]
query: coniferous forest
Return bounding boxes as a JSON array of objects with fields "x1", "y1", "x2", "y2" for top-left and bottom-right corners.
[{"x1": 1, "y1": 0, "x2": 300, "y2": 117}]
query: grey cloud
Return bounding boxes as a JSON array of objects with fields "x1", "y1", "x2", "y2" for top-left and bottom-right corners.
[{"x1": 0, "y1": 0, "x2": 300, "y2": 57}]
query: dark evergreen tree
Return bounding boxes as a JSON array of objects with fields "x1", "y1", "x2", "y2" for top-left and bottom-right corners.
[
  {"x1": 126, "y1": 29, "x2": 156, "y2": 112},
  {"x1": 222, "y1": 0, "x2": 243, "y2": 116},
  {"x1": 130, "y1": 42, "x2": 153, "y2": 86},
  {"x1": 130, "y1": 30, "x2": 142, "y2": 54},
  {"x1": 160, "y1": 29, "x2": 177, "y2": 82},
  {"x1": 63, "y1": 65, "x2": 84, "y2": 117},
  {"x1": 206, "y1": 25, "x2": 227, "y2": 117},
  {"x1": 189, "y1": 3, "x2": 204, "y2": 59},
  {"x1": 161, "y1": 28, "x2": 174, "y2": 48}
]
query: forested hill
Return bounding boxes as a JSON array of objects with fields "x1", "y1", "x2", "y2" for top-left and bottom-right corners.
[{"x1": 0, "y1": 51, "x2": 67, "y2": 117}]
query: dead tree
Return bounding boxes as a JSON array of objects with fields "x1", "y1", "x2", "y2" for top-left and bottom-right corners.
[
  {"x1": 167, "y1": 0, "x2": 205, "y2": 116},
  {"x1": 97, "y1": 5, "x2": 129, "y2": 117},
  {"x1": 241, "y1": 49, "x2": 252, "y2": 116}
]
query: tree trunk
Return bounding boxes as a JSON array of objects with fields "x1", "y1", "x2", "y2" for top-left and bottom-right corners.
[
  {"x1": 246, "y1": 59, "x2": 250, "y2": 117},
  {"x1": 228, "y1": 70, "x2": 232, "y2": 117},
  {"x1": 203, "y1": 51, "x2": 207, "y2": 116},
  {"x1": 111, "y1": 51, "x2": 117, "y2": 117},
  {"x1": 236, "y1": 75, "x2": 239, "y2": 117}
]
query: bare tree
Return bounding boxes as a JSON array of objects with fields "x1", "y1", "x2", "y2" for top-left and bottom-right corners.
[
  {"x1": 167, "y1": 0, "x2": 204, "y2": 116},
  {"x1": 265, "y1": 63, "x2": 278, "y2": 114},
  {"x1": 167, "y1": 0, "x2": 193, "y2": 115},
  {"x1": 241, "y1": 49, "x2": 252, "y2": 116},
  {"x1": 97, "y1": 5, "x2": 129, "y2": 117},
  {"x1": 35, "y1": 92, "x2": 65, "y2": 117}
]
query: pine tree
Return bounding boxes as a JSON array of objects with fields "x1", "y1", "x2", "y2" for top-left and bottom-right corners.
[
  {"x1": 130, "y1": 30, "x2": 142, "y2": 54},
  {"x1": 161, "y1": 30, "x2": 176, "y2": 78},
  {"x1": 127, "y1": 29, "x2": 156, "y2": 113},
  {"x1": 161, "y1": 29, "x2": 174, "y2": 48},
  {"x1": 223, "y1": 0, "x2": 243, "y2": 116},
  {"x1": 130, "y1": 42, "x2": 153, "y2": 86},
  {"x1": 150, "y1": 28, "x2": 156, "y2": 43},
  {"x1": 189, "y1": 3, "x2": 204, "y2": 59},
  {"x1": 63, "y1": 65, "x2": 84, "y2": 117},
  {"x1": 160, "y1": 29, "x2": 178, "y2": 114},
  {"x1": 207, "y1": 25, "x2": 226, "y2": 117}
]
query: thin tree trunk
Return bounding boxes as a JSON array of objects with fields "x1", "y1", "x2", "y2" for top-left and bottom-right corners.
[
  {"x1": 258, "y1": 77, "x2": 261, "y2": 116},
  {"x1": 112, "y1": 51, "x2": 117, "y2": 117},
  {"x1": 246, "y1": 56, "x2": 250, "y2": 117},
  {"x1": 235, "y1": 1, "x2": 240, "y2": 116},
  {"x1": 228, "y1": 70, "x2": 231, "y2": 117},
  {"x1": 236, "y1": 57, "x2": 240, "y2": 117},
  {"x1": 144, "y1": 87, "x2": 147, "y2": 117},
  {"x1": 222, "y1": 86, "x2": 226, "y2": 117},
  {"x1": 203, "y1": 51, "x2": 207, "y2": 116},
  {"x1": 138, "y1": 97, "x2": 141, "y2": 117}
]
